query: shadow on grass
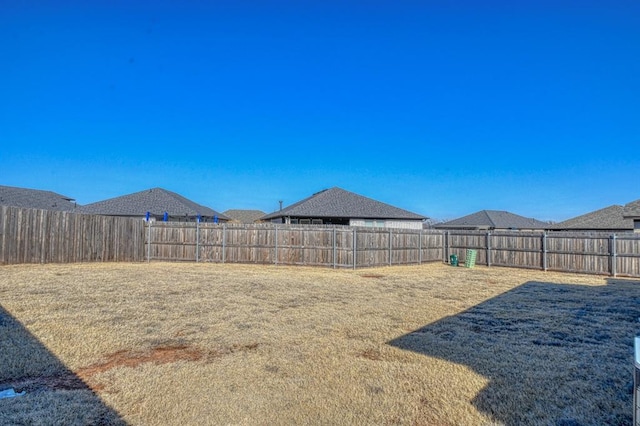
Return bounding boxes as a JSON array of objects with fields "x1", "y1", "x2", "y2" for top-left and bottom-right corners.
[
  {"x1": 0, "y1": 305, "x2": 126, "y2": 425},
  {"x1": 388, "y1": 278, "x2": 640, "y2": 426}
]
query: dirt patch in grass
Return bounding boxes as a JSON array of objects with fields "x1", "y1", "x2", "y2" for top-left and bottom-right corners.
[
  {"x1": 360, "y1": 273, "x2": 385, "y2": 279},
  {"x1": 77, "y1": 345, "x2": 204, "y2": 379},
  {"x1": 2, "y1": 342, "x2": 261, "y2": 396},
  {"x1": 357, "y1": 348, "x2": 383, "y2": 361}
]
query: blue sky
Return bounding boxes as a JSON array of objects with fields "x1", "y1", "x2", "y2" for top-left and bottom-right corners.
[{"x1": 2, "y1": 1, "x2": 638, "y2": 222}]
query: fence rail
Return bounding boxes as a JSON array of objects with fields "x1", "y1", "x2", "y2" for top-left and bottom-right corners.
[{"x1": 1, "y1": 207, "x2": 639, "y2": 277}]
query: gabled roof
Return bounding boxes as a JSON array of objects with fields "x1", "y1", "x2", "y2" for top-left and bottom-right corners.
[
  {"x1": 550, "y1": 205, "x2": 633, "y2": 231},
  {"x1": 435, "y1": 210, "x2": 548, "y2": 230},
  {"x1": 223, "y1": 209, "x2": 266, "y2": 224},
  {"x1": 77, "y1": 187, "x2": 229, "y2": 219},
  {"x1": 623, "y1": 199, "x2": 640, "y2": 219},
  {"x1": 261, "y1": 187, "x2": 426, "y2": 220},
  {"x1": 0, "y1": 185, "x2": 77, "y2": 211}
]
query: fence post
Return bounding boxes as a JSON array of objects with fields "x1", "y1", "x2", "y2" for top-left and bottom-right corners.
[
  {"x1": 418, "y1": 230, "x2": 422, "y2": 264},
  {"x1": 222, "y1": 224, "x2": 226, "y2": 264},
  {"x1": 274, "y1": 225, "x2": 278, "y2": 266},
  {"x1": 333, "y1": 227, "x2": 337, "y2": 269},
  {"x1": 196, "y1": 221, "x2": 200, "y2": 263},
  {"x1": 610, "y1": 234, "x2": 617, "y2": 277},
  {"x1": 486, "y1": 232, "x2": 491, "y2": 267},
  {"x1": 445, "y1": 231, "x2": 450, "y2": 263},
  {"x1": 147, "y1": 220, "x2": 151, "y2": 263},
  {"x1": 353, "y1": 228, "x2": 357, "y2": 270},
  {"x1": 300, "y1": 228, "x2": 304, "y2": 266},
  {"x1": 541, "y1": 232, "x2": 547, "y2": 271},
  {"x1": 389, "y1": 229, "x2": 392, "y2": 266}
]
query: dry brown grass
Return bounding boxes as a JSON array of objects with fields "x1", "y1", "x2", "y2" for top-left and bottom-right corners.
[{"x1": 1, "y1": 262, "x2": 638, "y2": 425}]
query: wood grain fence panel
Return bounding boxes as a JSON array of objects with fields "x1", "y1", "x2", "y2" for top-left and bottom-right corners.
[
  {"x1": 489, "y1": 232, "x2": 542, "y2": 269},
  {"x1": 546, "y1": 253, "x2": 610, "y2": 275},
  {"x1": 334, "y1": 229, "x2": 354, "y2": 268},
  {"x1": 301, "y1": 229, "x2": 332, "y2": 266},
  {"x1": 0, "y1": 206, "x2": 7, "y2": 262},
  {"x1": 0, "y1": 207, "x2": 144, "y2": 264},
  {"x1": 421, "y1": 231, "x2": 444, "y2": 262},
  {"x1": 391, "y1": 231, "x2": 420, "y2": 265},
  {"x1": 356, "y1": 230, "x2": 387, "y2": 267},
  {"x1": 615, "y1": 235, "x2": 640, "y2": 277}
]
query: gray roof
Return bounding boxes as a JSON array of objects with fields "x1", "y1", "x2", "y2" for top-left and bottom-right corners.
[
  {"x1": 435, "y1": 210, "x2": 548, "y2": 230},
  {"x1": 223, "y1": 209, "x2": 266, "y2": 224},
  {"x1": 77, "y1": 187, "x2": 229, "y2": 219},
  {"x1": 550, "y1": 205, "x2": 633, "y2": 231},
  {"x1": 261, "y1": 187, "x2": 426, "y2": 221},
  {"x1": 623, "y1": 199, "x2": 640, "y2": 219},
  {"x1": 0, "y1": 185, "x2": 77, "y2": 211}
]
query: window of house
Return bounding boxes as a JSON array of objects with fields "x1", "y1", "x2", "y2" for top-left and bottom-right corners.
[
  {"x1": 366, "y1": 220, "x2": 385, "y2": 227},
  {"x1": 312, "y1": 219, "x2": 323, "y2": 224},
  {"x1": 299, "y1": 219, "x2": 311, "y2": 224}
]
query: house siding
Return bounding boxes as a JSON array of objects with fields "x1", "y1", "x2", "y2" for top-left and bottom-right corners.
[{"x1": 349, "y1": 219, "x2": 423, "y2": 230}]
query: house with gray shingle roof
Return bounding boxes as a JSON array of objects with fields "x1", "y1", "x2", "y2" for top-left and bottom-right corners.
[
  {"x1": 0, "y1": 185, "x2": 77, "y2": 211},
  {"x1": 76, "y1": 188, "x2": 229, "y2": 222},
  {"x1": 622, "y1": 199, "x2": 640, "y2": 233},
  {"x1": 434, "y1": 210, "x2": 548, "y2": 231},
  {"x1": 549, "y1": 205, "x2": 633, "y2": 232},
  {"x1": 260, "y1": 187, "x2": 426, "y2": 229},
  {"x1": 223, "y1": 209, "x2": 267, "y2": 224}
]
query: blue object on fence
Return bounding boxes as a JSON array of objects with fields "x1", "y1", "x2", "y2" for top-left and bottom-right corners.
[
  {"x1": 163, "y1": 212, "x2": 168, "y2": 222},
  {"x1": 214, "y1": 215, "x2": 218, "y2": 224},
  {"x1": 145, "y1": 211, "x2": 150, "y2": 222},
  {"x1": 197, "y1": 214, "x2": 201, "y2": 223}
]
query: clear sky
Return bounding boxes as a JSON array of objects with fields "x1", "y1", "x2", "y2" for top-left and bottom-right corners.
[{"x1": 2, "y1": 1, "x2": 639, "y2": 222}]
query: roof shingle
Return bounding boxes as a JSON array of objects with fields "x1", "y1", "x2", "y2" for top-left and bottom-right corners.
[
  {"x1": 77, "y1": 187, "x2": 229, "y2": 219},
  {"x1": 623, "y1": 199, "x2": 640, "y2": 218},
  {"x1": 0, "y1": 185, "x2": 77, "y2": 211},
  {"x1": 435, "y1": 210, "x2": 548, "y2": 230},
  {"x1": 223, "y1": 209, "x2": 266, "y2": 224},
  {"x1": 550, "y1": 205, "x2": 633, "y2": 231}
]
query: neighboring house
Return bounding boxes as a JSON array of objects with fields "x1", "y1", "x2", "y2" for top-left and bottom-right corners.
[
  {"x1": 223, "y1": 209, "x2": 267, "y2": 224},
  {"x1": 0, "y1": 184, "x2": 77, "y2": 211},
  {"x1": 260, "y1": 187, "x2": 427, "y2": 230},
  {"x1": 76, "y1": 187, "x2": 229, "y2": 222},
  {"x1": 435, "y1": 210, "x2": 548, "y2": 231},
  {"x1": 549, "y1": 205, "x2": 634, "y2": 233},
  {"x1": 622, "y1": 199, "x2": 640, "y2": 233}
]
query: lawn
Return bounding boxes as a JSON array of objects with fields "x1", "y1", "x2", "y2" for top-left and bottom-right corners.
[{"x1": 1, "y1": 262, "x2": 638, "y2": 425}]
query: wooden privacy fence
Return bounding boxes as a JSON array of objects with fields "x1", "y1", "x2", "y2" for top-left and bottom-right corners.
[
  {"x1": 445, "y1": 231, "x2": 640, "y2": 277},
  {"x1": 0, "y1": 206, "x2": 145, "y2": 264},
  {"x1": 1, "y1": 207, "x2": 639, "y2": 277},
  {"x1": 145, "y1": 222, "x2": 445, "y2": 268}
]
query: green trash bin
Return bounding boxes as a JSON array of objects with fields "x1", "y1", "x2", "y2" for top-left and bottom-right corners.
[{"x1": 450, "y1": 254, "x2": 458, "y2": 266}]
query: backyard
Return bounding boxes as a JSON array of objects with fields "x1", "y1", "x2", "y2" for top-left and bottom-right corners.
[{"x1": 0, "y1": 262, "x2": 638, "y2": 425}]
